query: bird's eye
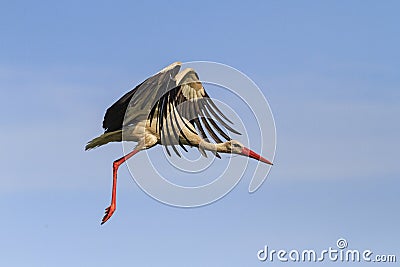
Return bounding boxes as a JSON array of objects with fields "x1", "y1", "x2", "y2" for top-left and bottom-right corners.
[{"x1": 233, "y1": 144, "x2": 241, "y2": 148}]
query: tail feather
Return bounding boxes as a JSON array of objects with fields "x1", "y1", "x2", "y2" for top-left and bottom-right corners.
[{"x1": 85, "y1": 130, "x2": 122, "y2": 150}]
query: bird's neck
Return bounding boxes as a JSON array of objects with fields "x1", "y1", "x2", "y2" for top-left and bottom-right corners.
[{"x1": 199, "y1": 140, "x2": 229, "y2": 153}]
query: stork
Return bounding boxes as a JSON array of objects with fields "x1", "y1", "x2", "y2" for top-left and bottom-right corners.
[{"x1": 86, "y1": 62, "x2": 273, "y2": 224}]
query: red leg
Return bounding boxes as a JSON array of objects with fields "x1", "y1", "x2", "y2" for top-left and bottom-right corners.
[{"x1": 101, "y1": 149, "x2": 140, "y2": 225}]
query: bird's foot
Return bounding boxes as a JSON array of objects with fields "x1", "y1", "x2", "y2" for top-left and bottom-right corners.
[{"x1": 101, "y1": 204, "x2": 115, "y2": 225}]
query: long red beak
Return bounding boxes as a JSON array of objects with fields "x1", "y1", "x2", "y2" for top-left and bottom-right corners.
[{"x1": 241, "y1": 147, "x2": 273, "y2": 165}]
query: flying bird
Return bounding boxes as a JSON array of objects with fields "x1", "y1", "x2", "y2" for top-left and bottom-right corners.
[{"x1": 86, "y1": 62, "x2": 273, "y2": 224}]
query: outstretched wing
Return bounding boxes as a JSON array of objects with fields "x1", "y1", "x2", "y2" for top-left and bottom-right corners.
[
  {"x1": 149, "y1": 67, "x2": 241, "y2": 157},
  {"x1": 102, "y1": 62, "x2": 240, "y2": 158},
  {"x1": 102, "y1": 62, "x2": 182, "y2": 133}
]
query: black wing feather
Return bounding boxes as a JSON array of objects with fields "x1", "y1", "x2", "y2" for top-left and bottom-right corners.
[{"x1": 102, "y1": 81, "x2": 145, "y2": 133}]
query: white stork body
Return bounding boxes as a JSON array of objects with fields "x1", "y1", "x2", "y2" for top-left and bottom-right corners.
[{"x1": 86, "y1": 62, "x2": 272, "y2": 224}]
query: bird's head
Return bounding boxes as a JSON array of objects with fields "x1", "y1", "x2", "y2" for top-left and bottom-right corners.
[{"x1": 226, "y1": 140, "x2": 273, "y2": 165}]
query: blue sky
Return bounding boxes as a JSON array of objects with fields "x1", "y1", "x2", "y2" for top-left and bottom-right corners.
[{"x1": 0, "y1": 1, "x2": 399, "y2": 266}]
